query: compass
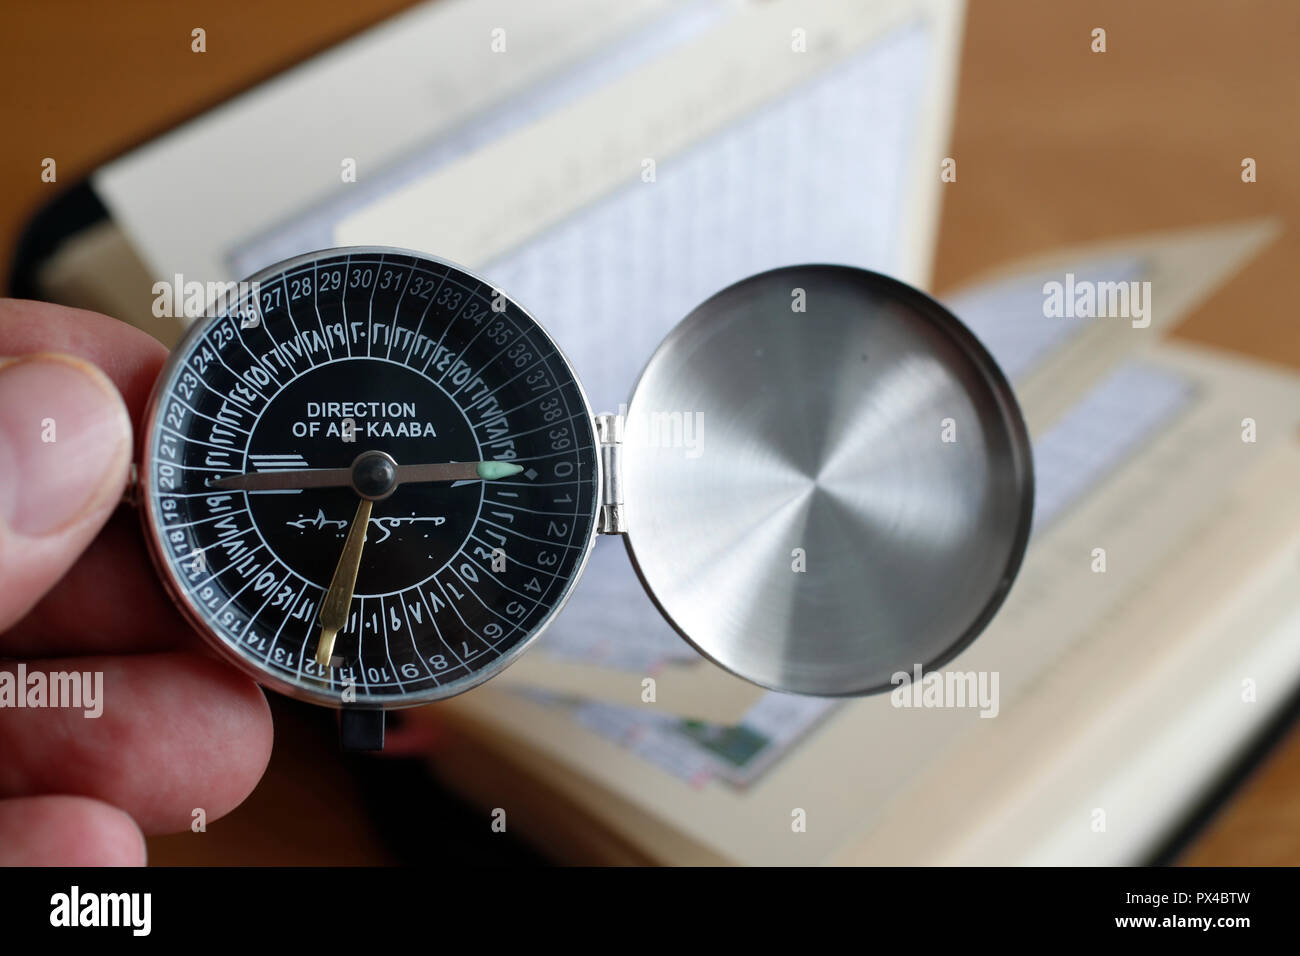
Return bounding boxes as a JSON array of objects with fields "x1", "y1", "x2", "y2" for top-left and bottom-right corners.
[{"x1": 137, "y1": 248, "x2": 1033, "y2": 750}]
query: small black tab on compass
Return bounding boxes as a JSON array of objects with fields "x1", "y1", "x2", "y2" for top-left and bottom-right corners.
[{"x1": 340, "y1": 710, "x2": 386, "y2": 751}]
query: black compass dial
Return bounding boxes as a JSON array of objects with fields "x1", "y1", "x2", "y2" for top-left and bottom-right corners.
[{"x1": 141, "y1": 249, "x2": 599, "y2": 706}]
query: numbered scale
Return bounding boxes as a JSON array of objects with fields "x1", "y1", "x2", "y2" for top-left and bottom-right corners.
[{"x1": 138, "y1": 248, "x2": 1033, "y2": 750}]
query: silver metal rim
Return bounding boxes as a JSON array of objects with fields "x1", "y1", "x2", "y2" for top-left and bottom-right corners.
[{"x1": 138, "y1": 245, "x2": 602, "y2": 710}]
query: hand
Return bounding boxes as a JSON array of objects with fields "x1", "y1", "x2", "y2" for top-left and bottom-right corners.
[{"x1": 0, "y1": 299, "x2": 272, "y2": 865}]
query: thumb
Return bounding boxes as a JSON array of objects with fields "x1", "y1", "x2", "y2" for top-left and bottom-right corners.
[{"x1": 0, "y1": 353, "x2": 132, "y2": 632}]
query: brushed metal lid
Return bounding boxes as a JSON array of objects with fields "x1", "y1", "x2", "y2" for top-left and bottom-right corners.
[{"x1": 619, "y1": 265, "x2": 1034, "y2": 696}]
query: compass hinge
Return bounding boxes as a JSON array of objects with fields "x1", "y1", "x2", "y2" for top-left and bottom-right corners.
[{"x1": 594, "y1": 412, "x2": 626, "y2": 535}]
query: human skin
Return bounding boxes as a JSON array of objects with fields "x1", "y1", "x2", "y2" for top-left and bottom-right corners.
[{"x1": 0, "y1": 299, "x2": 273, "y2": 865}]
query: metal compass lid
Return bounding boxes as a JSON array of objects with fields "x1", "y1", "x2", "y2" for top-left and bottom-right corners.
[{"x1": 610, "y1": 265, "x2": 1034, "y2": 697}]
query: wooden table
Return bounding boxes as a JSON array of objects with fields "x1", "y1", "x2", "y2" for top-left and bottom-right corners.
[{"x1": 2, "y1": 0, "x2": 1296, "y2": 865}]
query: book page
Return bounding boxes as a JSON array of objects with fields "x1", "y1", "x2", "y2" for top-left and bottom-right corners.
[{"x1": 440, "y1": 340, "x2": 1300, "y2": 863}]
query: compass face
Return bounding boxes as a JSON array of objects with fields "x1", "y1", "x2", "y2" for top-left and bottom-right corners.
[{"x1": 140, "y1": 248, "x2": 599, "y2": 707}]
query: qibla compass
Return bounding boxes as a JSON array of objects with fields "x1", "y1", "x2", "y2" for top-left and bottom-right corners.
[{"x1": 137, "y1": 248, "x2": 1033, "y2": 750}]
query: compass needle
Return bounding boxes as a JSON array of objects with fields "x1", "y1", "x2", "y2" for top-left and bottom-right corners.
[
  {"x1": 207, "y1": 467, "x2": 354, "y2": 492},
  {"x1": 137, "y1": 248, "x2": 1028, "y2": 754},
  {"x1": 210, "y1": 459, "x2": 526, "y2": 491},
  {"x1": 316, "y1": 497, "x2": 373, "y2": 667},
  {"x1": 141, "y1": 250, "x2": 599, "y2": 744},
  {"x1": 390, "y1": 459, "x2": 524, "y2": 484},
  {"x1": 475, "y1": 460, "x2": 524, "y2": 480}
]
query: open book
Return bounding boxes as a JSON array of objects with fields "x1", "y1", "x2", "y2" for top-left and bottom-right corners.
[
  {"x1": 22, "y1": 0, "x2": 1296, "y2": 865},
  {"x1": 417, "y1": 220, "x2": 1300, "y2": 864}
]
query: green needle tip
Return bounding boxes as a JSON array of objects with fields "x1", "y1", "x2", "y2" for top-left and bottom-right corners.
[{"x1": 477, "y1": 460, "x2": 524, "y2": 480}]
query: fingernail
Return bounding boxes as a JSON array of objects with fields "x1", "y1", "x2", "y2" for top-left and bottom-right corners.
[{"x1": 0, "y1": 354, "x2": 131, "y2": 537}]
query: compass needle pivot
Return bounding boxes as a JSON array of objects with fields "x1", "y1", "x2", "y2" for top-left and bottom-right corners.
[{"x1": 138, "y1": 250, "x2": 1029, "y2": 751}]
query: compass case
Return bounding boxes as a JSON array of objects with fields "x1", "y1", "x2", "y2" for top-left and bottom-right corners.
[{"x1": 619, "y1": 265, "x2": 1034, "y2": 696}]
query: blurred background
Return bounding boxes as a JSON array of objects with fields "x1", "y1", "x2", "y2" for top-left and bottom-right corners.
[{"x1": 2, "y1": 0, "x2": 1298, "y2": 865}]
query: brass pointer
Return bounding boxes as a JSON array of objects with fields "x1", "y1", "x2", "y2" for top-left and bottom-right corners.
[
  {"x1": 222, "y1": 450, "x2": 521, "y2": 668},
  {"x1": 316, "y1": 497, "x2": 373, "y2": 667}
]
